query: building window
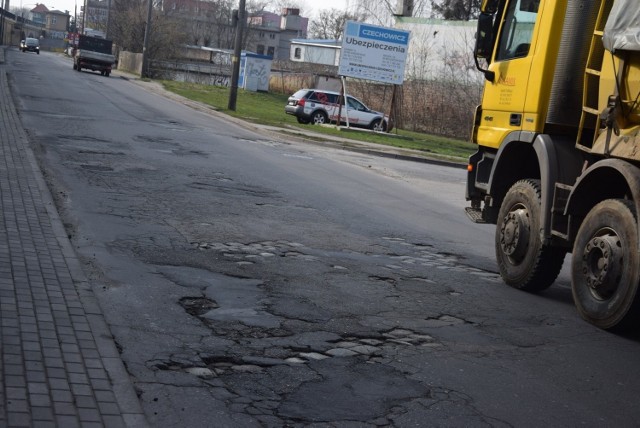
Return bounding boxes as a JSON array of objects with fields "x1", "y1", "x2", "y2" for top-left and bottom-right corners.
[
  {"x1": 267, "y1": 46, "x2": 275, "y2": 57},
  {"x1": 294, "y1": 47, "x2": 301, "y2": 59},
  {"x1": 269, "y1": 33, "x2": 275, "y2": 39},
  {"x1": 257, "y1": 44, "x2": 265, "y2": 55}
]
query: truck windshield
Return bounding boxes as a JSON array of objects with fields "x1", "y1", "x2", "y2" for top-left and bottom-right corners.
[{"x1": 495, "y1": 0, "x2": 538, "y2": 61}]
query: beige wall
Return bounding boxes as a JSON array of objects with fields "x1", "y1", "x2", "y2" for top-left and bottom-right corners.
[
  {"x1": 46, "y1": 13, "x2": 69, "y2": 32},
  {"x1": 118, "y1": 51, "x2": 143, "y2": 76},
  {"x1": 0, "y1": 16, "x2": 11, "y2": 44}
]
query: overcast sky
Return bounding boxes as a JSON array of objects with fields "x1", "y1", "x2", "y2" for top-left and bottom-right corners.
[{"x1": 44, "y1": 0, "x2": 350, "y2": 19}]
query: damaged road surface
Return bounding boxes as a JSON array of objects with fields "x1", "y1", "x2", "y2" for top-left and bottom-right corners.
[{"x1": 9, "y1": 52, "x2": 640, "y2": 427}]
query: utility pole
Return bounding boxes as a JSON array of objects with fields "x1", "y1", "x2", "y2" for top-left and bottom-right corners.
[
  {"x1": 141, "y1": 0, "x2": 153, "y2": 78},
  {"x1": 227, "y1": 0, "x2": 246, "y2": 111},
  {"x1": 105, "y1": 0, "x2": 110, "y2": 39},
  {"x1": 0, "y1": 0, "x2": 6, "y2": 46},
  {"x1": 82, "y1": 0, "x2": 87, "y2": 34}
]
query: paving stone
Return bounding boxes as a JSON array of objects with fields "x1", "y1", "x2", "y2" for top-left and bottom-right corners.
[
  {"x1": 326, "y1": 348, "x2": 358, "y2": 357},
  {"x1": 350, "y1": 345, "x2": 381, "y2": 355},
  {"x1": 0, "y1": 64, "x2": 147, "y2": 427}
]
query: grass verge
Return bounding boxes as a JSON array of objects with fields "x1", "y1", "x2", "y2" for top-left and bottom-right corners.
[{"x1": 160, "y1": 80, "x2": 476, "y2": 161}]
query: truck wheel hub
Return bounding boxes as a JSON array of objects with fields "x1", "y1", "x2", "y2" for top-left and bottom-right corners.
[
  {"x1": 581, "y1": 234, "x2": 623, "y2": 300},
  {"x1": 500, "y1": 208, "x2": 530, "y2": 261}
]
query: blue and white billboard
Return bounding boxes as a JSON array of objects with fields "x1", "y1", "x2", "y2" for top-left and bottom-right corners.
[{"x1": 339, "y1": 21, "x2": 411, "y2": 85}]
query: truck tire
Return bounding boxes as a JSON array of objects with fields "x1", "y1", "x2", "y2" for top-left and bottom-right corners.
[
  {"x1": 571, "y1": 199, "x2": 640, "y2": 330},
  {"x1": 495, "y1": 179, "x2": 566, "y2": 291}
]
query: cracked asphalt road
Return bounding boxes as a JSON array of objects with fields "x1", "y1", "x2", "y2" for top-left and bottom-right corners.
[{"x1": 9, "y1": 50, "x2": 640, "y2": 427}]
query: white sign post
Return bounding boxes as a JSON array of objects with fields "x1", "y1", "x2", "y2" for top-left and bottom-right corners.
[{"x1": 338, "y1": 21, "x2": 411, "y2": 85}]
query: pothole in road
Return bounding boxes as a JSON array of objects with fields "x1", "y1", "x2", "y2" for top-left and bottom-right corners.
[
  {"x1": 148, "y1": 327, "x2": 442, "y2": 380},
  {"x1": 133, "y1": 135, "x2": 174, "y2": 144},
  {"x1": 80, "y1": 164, "x2": 114, "y2": 172},
  {"x1": 193, "y1": 240, "x2": 319, "y2": 265},
  {"x1": 172, "y1": 148, "x2": 208, "y2": 157},
  {"x1": 382, "y1": 237, "x2": 501, "y2": 282},
  {"x1": 78, "y1": 150, "x2": 125, "y2": 156},
  {"x1": 424, "y1": 314, "x2": 470, "y2": 327},
  {"x1": 179, "y1": 296, "x2": 219, "y2": 316},
  {"x1": 280, "y1": 329, "x2": 443, "y2": 365}
]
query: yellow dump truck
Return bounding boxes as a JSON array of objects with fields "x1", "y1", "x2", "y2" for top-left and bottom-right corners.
[{"x1": 466, "y1": 0, "x2": 640, "y2": 329}]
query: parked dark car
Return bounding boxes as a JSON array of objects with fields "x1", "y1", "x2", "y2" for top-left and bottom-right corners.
[
  {"x1": 285, "y1": 89, "x2": 392, "y2": 132},
  {"x1": 22, "y1": 38, "x2": 40, "y2": 54}
]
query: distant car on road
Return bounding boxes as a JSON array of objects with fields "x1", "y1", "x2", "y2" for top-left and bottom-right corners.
[
  {"x1": 22, "y1": 38, "x2": 40, "y2": 54},
  {"x1": 285, "y1": 89, "x2": 392, "y2": 132}
]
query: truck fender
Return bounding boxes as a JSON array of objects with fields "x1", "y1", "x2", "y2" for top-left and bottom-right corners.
[
  {"x1": 565, "y1": 158, "x2": 640, "y2": 249},
  {"x1": 533, "y1": 134, "x2": 584, "y2": 240},
  {"x1": 485, "y1": 133, "x2": 581, "y2": 240}
]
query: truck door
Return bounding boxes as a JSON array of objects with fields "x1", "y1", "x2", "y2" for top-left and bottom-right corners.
[{"x1": 477, "y1": 0, "x2": 539, "y2": 149}]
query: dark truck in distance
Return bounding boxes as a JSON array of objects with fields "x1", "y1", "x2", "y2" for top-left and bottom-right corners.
[{"x1": 73, "y1": 35, "x2": 115, "y2": 76}]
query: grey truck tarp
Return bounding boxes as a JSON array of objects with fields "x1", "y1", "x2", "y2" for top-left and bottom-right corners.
[{"x1": 603, "y1": 0, "x2": 640, "y2": 52}]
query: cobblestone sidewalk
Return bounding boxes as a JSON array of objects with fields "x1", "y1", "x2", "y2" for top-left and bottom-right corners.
[{"x1": 0, "y1": 46, "x2": 147, "y2": 427}]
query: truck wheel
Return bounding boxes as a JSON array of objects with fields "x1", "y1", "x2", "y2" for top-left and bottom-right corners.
[
  {"x1": 571, "y1": 199, "x2": 640, "y2": 330},
  {"x1": 495, "y1": 179, "x2": 566, "y2": 291},
  {"x1": 311, "y1": 111, "x2": 328, "y2": 125}
]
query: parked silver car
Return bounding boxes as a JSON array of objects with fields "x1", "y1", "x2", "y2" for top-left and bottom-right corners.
[{"x1": 285, "y1": 89, "x2": 392, "y2": 132}]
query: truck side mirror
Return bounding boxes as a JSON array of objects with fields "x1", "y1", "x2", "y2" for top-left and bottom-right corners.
[
  {"x1": 474, "y1": 13, "x2": 495, "y2": 59},
  {"x1": 474, "y1": 13, "x2": 496, "y2": 82}
]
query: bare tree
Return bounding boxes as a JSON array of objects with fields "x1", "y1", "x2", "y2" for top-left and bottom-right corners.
[
  {"x1": 430, "y1": 0, "x2": 480, "y2": 20},
  {"x1": 308, "y1": 9, "x2": 365, "y2": 40},
  {"x1": 267, "y1": 0, "x2": 302, "y2": 10},
  {"x1": 110, "y1": 0, "x2": 187, "y2": 60},
  {"x1": 349, "y1": 0, "x2": 432, "y2": 25},
  {"x1": 10, "y1": 6, "x2": 32, "y2": 19},
  {"x1": 174, "y1": 0, "x2": 235, "y2": 48}
]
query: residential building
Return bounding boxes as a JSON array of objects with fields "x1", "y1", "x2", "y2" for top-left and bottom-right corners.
[
  {"x1": 28, "y1": 4, "x2": 70, "y2": 37},
  {"x1": 289, "y1": 38, "x2": 340, "y2": 66},
  {"x1": 246, "y1": 8, "x2": 308, "y2": 60},
  {"x1": 30, "y1": 3, "x2": 48, "y2": 25},
  {"x1": 82, "y1": 0, "x2": 109, "y2": 33}
]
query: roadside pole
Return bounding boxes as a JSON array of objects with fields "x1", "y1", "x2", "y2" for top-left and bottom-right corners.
[
  {"x1": 228, "y1": 0, "x2": 246, "y2": 111},
  {"x1": 388, "y1": 85, "x2": 398, "y2": 133},
  {"x1": 141, "y1": 0, "x2": 153, "y2": 78},
  {"x1": 0, "y1": 0, "x2": 5, "y2": 46}
]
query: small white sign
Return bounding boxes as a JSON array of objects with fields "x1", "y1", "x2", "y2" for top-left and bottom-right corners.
[{"x1": 339, "y1": 21, "x2": 411, "y2": 85}]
